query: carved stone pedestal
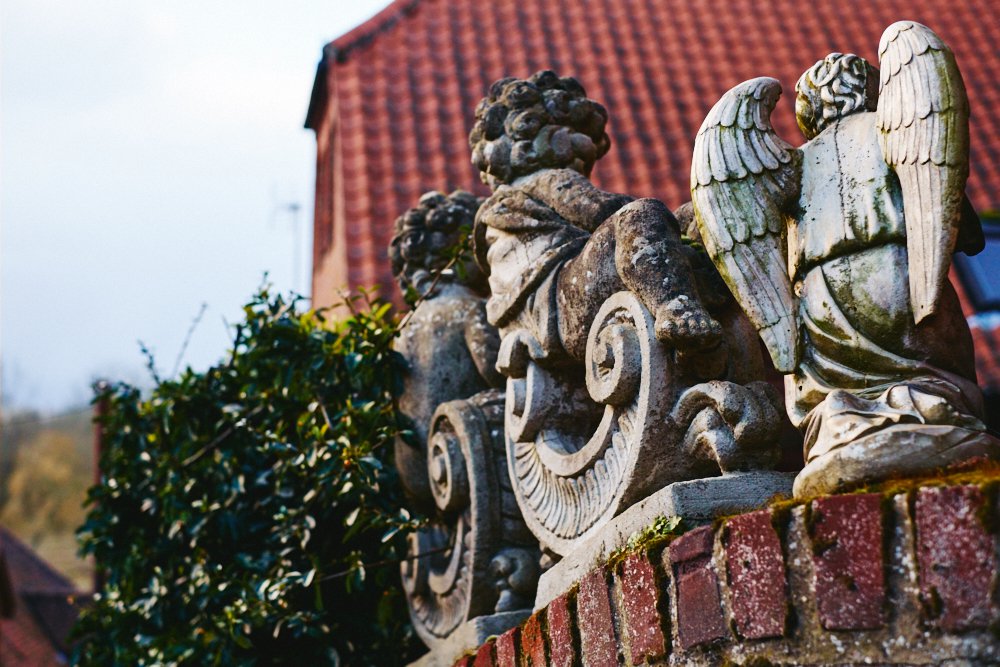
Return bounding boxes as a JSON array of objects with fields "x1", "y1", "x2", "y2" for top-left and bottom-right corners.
[
  {"x1": 533, "y1": 470, "x2": 794, "y2": 609},
  {"x1": 794, "y1": 424, "x2": 1000, "y2": 498}
]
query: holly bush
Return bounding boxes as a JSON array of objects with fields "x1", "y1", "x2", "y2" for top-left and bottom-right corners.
[{"x1": 73, "y1": 289, "x2": 423, "y2": 666}]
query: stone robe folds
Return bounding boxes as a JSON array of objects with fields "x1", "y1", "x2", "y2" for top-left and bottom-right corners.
[
  {"x1": 789, "y1": 112, "x2": 987, "y2": 466},
  {"x1": 473, "y1": 168, "x2": 631, "y2": 364}
]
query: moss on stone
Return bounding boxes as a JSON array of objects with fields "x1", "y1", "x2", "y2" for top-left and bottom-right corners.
[{"x1": 607, "y1": 514, "x2": 685, "y2": 567}]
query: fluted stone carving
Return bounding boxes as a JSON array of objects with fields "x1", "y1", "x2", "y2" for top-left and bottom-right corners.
[
  {"x1": 691, "y1": 21, "x2": 1000, "y2": 498},
  {"x1": 469, "y1": 71, "x2": 786, "y2": 557}
]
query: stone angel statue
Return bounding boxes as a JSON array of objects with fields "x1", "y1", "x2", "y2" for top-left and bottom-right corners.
[{"x1": 691, "y1": 21, "x2": 1000, "y2": 498}]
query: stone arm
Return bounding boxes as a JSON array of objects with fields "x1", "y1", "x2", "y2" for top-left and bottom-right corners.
[
  {"x1": 464, "y1": 302, "x2": 505, "y2": 389},
  {"x1": 515, "y1": 168, "x2": 634, "y2": 232}
]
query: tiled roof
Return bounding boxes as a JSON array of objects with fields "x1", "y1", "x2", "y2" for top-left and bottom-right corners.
[
  {"x1": 0, "y1": 527, "x2": 84, "y2": 664},
  {"x1": 307, "y1": 0, "x2": 1000, "y2": 301},
  {"x1": 306, "y1": 0, "x2": 1000, "y2": 393}
]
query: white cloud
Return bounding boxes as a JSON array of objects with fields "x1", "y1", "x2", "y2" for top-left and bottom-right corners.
[{"x1": 1, "y1": 0, "x2": 392, "y2": 412}]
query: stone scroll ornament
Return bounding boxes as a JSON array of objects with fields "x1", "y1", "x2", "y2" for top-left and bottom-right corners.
[
  {"x1": 389, "y1": 192, "x2": 539, "y2": 649},
  {"x1": 468, "y1": 71, "x2": 785, "y2": 557},
  {"x1": 691, "y1": 21, "x2": 1000, "y2": 499}
]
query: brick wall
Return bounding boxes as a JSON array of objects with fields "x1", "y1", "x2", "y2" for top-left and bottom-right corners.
[{"x1": 454, "y1": 482, "x2": 1000, "y2": 666}]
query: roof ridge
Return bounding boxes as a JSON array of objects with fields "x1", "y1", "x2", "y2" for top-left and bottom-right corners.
[
  {"x1": 329, "y1": 0, "x2": 422, "y2": 61},
  {"x1": 0, "y1": 527, "x2": 77, "y2": 595}
]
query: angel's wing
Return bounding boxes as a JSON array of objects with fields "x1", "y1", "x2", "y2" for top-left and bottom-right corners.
[
  {"x1": 691, "y1": 77, "x2": 801, "y2": 372},
  {"x1": 877, "y1": 21, "x2": 970, "y2": 323}
]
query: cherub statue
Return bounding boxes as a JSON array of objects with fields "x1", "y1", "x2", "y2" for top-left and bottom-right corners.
[
  {"x1": 691, "y1": 21, "x2": 999, "y2": 497},
  {"x1": 470, "y1": 70, "x2": 722, "y2": 367},
  {"x1": 389, "y1": 190, "x2": 502, "y2": 507},
  {"x1": 469, "y1": 71, "x2": 787, "y2": 556}
]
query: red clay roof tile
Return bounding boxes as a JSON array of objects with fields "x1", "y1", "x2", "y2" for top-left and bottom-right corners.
[
  {"x1": 0, "y1": 527, "x2": 82, "y2": 663},
  {"x1": 308, "y1": 0, "x2": 1000, "y2": 388}
]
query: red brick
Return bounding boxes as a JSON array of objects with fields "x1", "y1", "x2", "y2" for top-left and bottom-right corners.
[
  {"x1": 616, "y1": 552, "x2": 667, "y2": 663},
  {"x1": 494, "y1": 626, "x2": 520, "y2": 667},
  {"x1": 473, "y1": 639, "x2": 496, "y2": 667},
  {"x1": 668, "y1": 524, "x2": 715, "y2": 563},
  {"x1": 546, "y1": 593, "x2": 576, "y2": 667},
  {"x1": 915, "y1": 485, "x2": 996, "y2": 631},
  {"x1": 809, "y1": 494, "x2": 885, "y2": 631},
  {"x1": 520, "y1": 611, "x2": 547, "y2": 667},
  {"x1": 577, "y1": 567, "x2": 619, "y2": 667},
  {"x1": 724, "y1": 510, "x2": 788, "y2": 639},
  {"x1": 669, "y1": 526, "x2": 728, "y2": 649}
]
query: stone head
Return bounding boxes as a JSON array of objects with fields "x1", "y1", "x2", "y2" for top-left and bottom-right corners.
[
  {"x1": 389, "y1": 190, "x2": 485, "y2": 304},
  {"x1": 469, "y1": 70, "x2": 611, "y2": 189},
  {"x1": 794, "y1": 53, "x2": 879, "y2": 140}
]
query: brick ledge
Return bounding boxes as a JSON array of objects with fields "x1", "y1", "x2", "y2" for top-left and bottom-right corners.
[{"x1": 453, "y1": 481, "x2": 1000, "y2": 666}]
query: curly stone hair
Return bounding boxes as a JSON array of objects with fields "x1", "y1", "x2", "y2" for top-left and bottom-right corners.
[
  {"x1": 469, "y1": 70, "x2": 612, "y2": 187},
  {"x1": 795, "y1": 53, "x2": 879, "y2": 140},
  {"x1": 389, "y1": 190, "x2": 485, "y2": 303}
]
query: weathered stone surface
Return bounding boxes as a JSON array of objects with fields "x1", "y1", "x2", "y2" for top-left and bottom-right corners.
[
  {"x1": 534, "y1": 471, "x2": 794, "y2": 608},
  {"x1": 467, "y1": 71, "x2": 786, "y2": 558},
  {"x1": 545, "y1": 593, "x2": 575, "y2": 667},
  {"x1": 915, "y1": 485, "x2": 996, "y2": 631},
  {"x1": 392, "y1": 192, "x2": 540, "y2": 652},
  {"x1": 577, "y1": 567, "x2": 619, "y2": 667},
  {"x1": 691, "y1": 23, "x2": 1000, "y2": 499},
  {"x1": 670, "y1": 526, "x2": 728, "y2": 649},
  {"x1": 390, "y1": 190, "x2": 498, "y2": 509},
  {"x1": 494, "y1": 626, "x2": 519, "y2": 667},
  {"x1": 616, "y1": 552, "x2": 667, "y2": 663},
  {"x1": 403, "y1": 393, "x2": 538, "y2": 650},
  {"x1": 809, "y1": 494, "x2": 885, "y2": 631},
  {"x1": 724, "y1": 509, "x2": 787, "y2": 639}
]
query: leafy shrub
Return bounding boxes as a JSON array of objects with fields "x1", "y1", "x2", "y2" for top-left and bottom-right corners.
[{"x1": 73, "y1": 289, "x2": 423, "y2": 666}]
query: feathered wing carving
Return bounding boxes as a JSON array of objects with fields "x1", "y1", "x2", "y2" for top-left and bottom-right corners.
[
  {"x1": 877, "y1": 21, "x2": 970, "y2": 323},
  {"x1": 691, "y1": 77, "x2": 802, "y2": 372}
]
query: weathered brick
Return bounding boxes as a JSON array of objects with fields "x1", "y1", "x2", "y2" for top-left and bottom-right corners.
[
  {"x1": 546, "y1": 593, "x2": 576, "y2": 667},
  {"x1": 521, "y1": 610, "x2": 547, "y2": 667},
  {"x1": 669, "y1": 523, "x2": 715, "y2": 563},
  {"x1": 494, "y1": 626, "x2": 520, "y2": 667},
  {"x1": 915, "y1": 485, "x2": 996, "y2": 631},
  {"x1": 810, "y1": 493, "x2": 885, "y2": 630},
  {"x1": 473, "y1": 639, "x2": 496, "y2": 667},
  {"x1": 617, "y1": 552, "x2": 667, "y2": 663},
  {"x1": 669, "y1": 525, "x2": 728, "y2": 649},
  {"x1": 577, "y1": 567, "x2": 619, "y2": 667},
  {"x1": 724, "y1": 510, "x2": 788, "y2": 639}
]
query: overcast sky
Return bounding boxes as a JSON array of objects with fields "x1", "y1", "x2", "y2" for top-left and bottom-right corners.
[{"x1": 1, "y1": 0, "x2": 393, "y2": 412}]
